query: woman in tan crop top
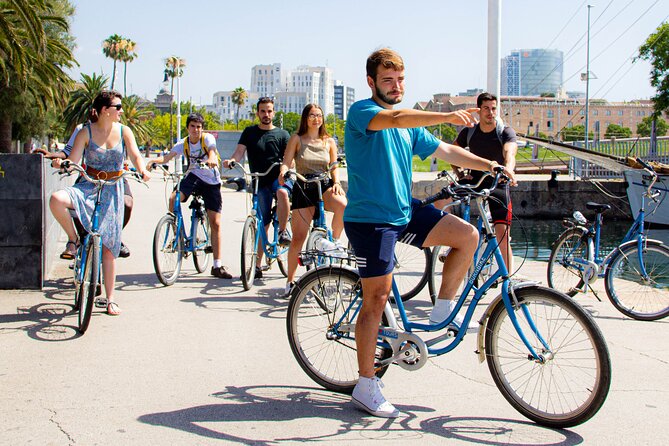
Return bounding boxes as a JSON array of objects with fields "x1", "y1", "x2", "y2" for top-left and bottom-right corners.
[{"x1": 279, "y1": 104, "x2": 347, "y2": 294}]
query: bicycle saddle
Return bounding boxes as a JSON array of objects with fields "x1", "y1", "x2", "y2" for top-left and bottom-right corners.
[{"x1": 585, "y1": 202, "x2": 611, "y2": 213}]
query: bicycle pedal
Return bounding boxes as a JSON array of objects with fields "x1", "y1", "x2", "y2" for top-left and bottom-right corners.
[
  {"x1": 68, "y1": 262, "x2": 74, "y2": 270},
  {"x1": 204, "y1": 246, "x2": 213, "y2": 254},
  {"x1": 94, "y1": 298, "x2": 107, "y2": 308}
]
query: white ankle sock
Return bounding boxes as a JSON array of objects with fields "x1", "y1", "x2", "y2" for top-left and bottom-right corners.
[{"x1": 213, "y1": 259, "x2": 222, "y2": 268}]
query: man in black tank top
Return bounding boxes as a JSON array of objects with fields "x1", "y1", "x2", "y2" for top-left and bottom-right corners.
[{"x1": 452, "y1": 92, "x2": 518, "y2": 271}]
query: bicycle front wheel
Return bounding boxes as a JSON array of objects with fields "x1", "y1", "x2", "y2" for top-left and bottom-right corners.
[
  {"x1": 152, "y1": 214, "x2": 182, "y2": 286},
  {"x1": 392, "y1": 243, "x2": 431, "y2": 302},
  {"x1": 604, "y1": 241, "x2": 669, "y2": 321},
  {"x1": 78, "y1": 236, "x2": 100, "y2": 334},
  {"x1": 485, "y1": 286, "x2": 611, "y2": 428},
  {"x1": 547, "y1": 228, "x2": 590, "y2": 296},
  {"x1": 286, "y1": 266, "x2": 392, "y2": 394},
  {"x1": 193, "y1": 215, "x2": 211, "y2": 273},
  {"x1": 241, "y1": 216, "x2": 258, "y2": 291}
]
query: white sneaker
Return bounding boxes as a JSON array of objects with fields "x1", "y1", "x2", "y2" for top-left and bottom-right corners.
[
  {"x1": 283, "y1": 281, "x2": 296, "y2": 298},
  {"x1": 429, "y1": 299, "x2": 479, "y2": 332},
  {"x1": 351, "y1": 376, "x2": 400, "y2": 418}
]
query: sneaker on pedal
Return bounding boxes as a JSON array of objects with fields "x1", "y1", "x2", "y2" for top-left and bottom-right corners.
[
  {"x1": 119, "y1": 242, "x2": 130, "y2": 258},
  {"x1": 429, "y1": 299, "x2": 478, "y2": 332},
  {"x1": 352, "y1": 376, "x2": 400, "y2": 418},
  {"x1": 278, "y1": 230, "x2": 292, "y2": 246},
  {"x1": 283, "y1": 281, "x2": 296, "y2": 298},
  {"x1": 255, "y1": 266, "x2": 263, "y2": 279},
  {"x1": 211, "y1": 266, "x2": 233, "y2": 279}
]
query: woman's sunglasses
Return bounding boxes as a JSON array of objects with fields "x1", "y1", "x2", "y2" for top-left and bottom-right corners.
[{"x1": 109, "y1": 104, "x2": 123, "y2": 110}]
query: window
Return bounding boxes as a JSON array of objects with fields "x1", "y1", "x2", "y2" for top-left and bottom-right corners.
[
  {"x1": 547, "y1": 120, "x2": 553, "y2": 129},
  {"x1": 567, "y1": 122, "x2": 573, "y2": 128},
  {"x1": 606, "y1": 110, "x2": 611, "y2": 116},
  {"x1": 580, "y1": 110, "x2": 585, "y2": 116},
  {"x1": 567, "y1": 109, "x2": 573, "y2": 115},
  {"x1": 547, "y1": 110, "x2": 554, "y2": 118},
  {"x1": 529, "y1": 109, "x2": 534, "y2": 116},
  {"x1": 618, "y1": 110, "x2": 624, "y2": 116},
  {"x1": 593, "y1": 110, "x2": 598, "y2": 116}
]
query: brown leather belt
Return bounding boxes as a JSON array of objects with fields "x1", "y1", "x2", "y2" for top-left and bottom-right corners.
[{"x1": 86, "y1": 166, "x2": 123, "y2": 180}]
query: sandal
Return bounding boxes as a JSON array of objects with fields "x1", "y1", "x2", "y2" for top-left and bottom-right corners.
[
  {"x1": 60, "y1": 241, "x2": 78, "y2": 260},
  {"x1": 107, "y1": 301, "x2": 121, "y2": 316}
]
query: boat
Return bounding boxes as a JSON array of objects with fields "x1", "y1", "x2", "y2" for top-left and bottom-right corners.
[{"x1": 624, "y1": 169, "x2": 669, "y2": 227}]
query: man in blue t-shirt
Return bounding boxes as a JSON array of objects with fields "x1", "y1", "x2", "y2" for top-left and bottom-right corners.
[{"x1": 345, "y1": 48, "x2": 515, "y2": 418}]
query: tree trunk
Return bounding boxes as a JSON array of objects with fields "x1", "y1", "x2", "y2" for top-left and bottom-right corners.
[
  {"x1": 111, "y1": 60, "x2": 117, "y2": 90},
  {"x1": 169, "y1": 77, "x2": 175, "y2": 148},
  {"x1": 123, "y1": 62, "x2": 127, "y2": 96},
  {"x1": 0, "y1": 114, "x2": 14, "y2": 153}
]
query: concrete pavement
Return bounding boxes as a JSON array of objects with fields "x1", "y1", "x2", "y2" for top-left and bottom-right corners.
[{"x1": 1, "y1": 173, "x2": 668, "y2": 445}]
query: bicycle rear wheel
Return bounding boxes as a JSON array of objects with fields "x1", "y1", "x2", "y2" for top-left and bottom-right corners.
[
  {"x1": 193, "y1": 215, "x2": 211, "y2": 273},
  {"x1": 241, "y1": 216, "x2": 258, "y2": 290},
  {"x1": 153, "y1": 214, "x2": 183, "y2": 286},
  {"x1": 286, "y1": 266, "x2": 392, "y2": 394},
  {"x1": 604, "y1": 241, "x2": 669, "y2": 321},
  {"x1": 78, "y1": 237, "x2": 100, "y2": 334},
  {"x1": 547, "y1": 228, "x2": 590, "y2": 297},
  {"x1": 305, "y1": 228, "x2": 329, "y2": 270},
  {"x1": 485, "y1": 286, "x2": 611, "y2": 428},
  {"x1": 392, "y1": 243, "x2": 431, "y2": 302},
  {"x1": 277, "y1": 248, "x2": 288, "y2": 277}
]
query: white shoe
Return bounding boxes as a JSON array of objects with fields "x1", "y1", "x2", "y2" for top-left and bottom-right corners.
[
  {"x1": 351, "y1": 376, "x2": 400, "y2": 418},
  {"x1": 429, "y1": 299, "x2": 479, "y2": 332},
  {"x1": 283, "y1": 281, "x2": 296, "y2": 298}
]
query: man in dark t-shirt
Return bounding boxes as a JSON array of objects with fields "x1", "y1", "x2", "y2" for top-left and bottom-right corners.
[
  {"x1": 224, "y1": 97, "x2": 293, "y2": 279},
  {"x1": 452, "y1": 92, "x2": 518, "y2": 271}
]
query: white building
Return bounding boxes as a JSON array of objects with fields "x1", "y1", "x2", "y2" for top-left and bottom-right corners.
[
  {"x1": 250, "y1": 63, "x2": 285, "y2": 98},
  {"x1": 211, "y1": 90, "x2": 259, "y2": 123}
]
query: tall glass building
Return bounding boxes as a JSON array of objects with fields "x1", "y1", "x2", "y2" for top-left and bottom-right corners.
[{"x1": 501, "y1": 49, "x2": 563, "y2": 96}]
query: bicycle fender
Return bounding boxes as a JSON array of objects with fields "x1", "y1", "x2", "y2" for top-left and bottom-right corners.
[{"x1": 550, "y1": 226, "x2": 588, "y2": 249}]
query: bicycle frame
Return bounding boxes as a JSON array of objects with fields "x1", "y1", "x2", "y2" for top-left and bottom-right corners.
[
  {"x1": 169, "y1": 190, "x2": 209, "y2": 255},
  {"x1": 331, "y1": 194, "x2": 547, "y2": 363},
  {"x1": 246, "y1": 166, "x2": 288, "y2": 262}
]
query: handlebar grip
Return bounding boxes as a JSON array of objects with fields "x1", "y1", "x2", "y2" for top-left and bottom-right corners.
[
  {"x1": 229, "y1": 160, "x2": 237, "y2": 168},
  {"x1": 419, "y1": 187, "x2": 451, "y2": 207}
]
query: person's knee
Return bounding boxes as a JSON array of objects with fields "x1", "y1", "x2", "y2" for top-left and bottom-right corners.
[{"x1": 276, "y1": 188, "x2": 289, "y2": 202}]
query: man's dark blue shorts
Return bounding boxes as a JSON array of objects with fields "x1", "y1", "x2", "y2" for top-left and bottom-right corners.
[{"x1": 179, "y1": 174, "x2": 222, "y2": 213}]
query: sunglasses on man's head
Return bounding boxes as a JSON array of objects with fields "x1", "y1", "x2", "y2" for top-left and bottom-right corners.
[{"x1": 109, "y1": 104, "x2": 123, "y2": 110}]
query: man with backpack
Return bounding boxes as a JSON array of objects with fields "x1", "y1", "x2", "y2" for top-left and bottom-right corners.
[
  {"x1": 452, "y1": 92, "x2": 518, "y2": 271},
  {"x1": 147, "y1": 113, "x2": 232, "y2": 279}
]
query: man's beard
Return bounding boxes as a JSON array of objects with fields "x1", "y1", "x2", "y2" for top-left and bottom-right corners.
[
  {"x1": 260, "y1": 117, "x2": 272, "y2": 125},
  {"x1": 375, "y1": 85, "x2": 403, "y2": 105}
]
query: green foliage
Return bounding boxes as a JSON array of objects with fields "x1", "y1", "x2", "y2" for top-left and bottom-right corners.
[
  {"x1": 604, "y1": 123, "x2": 632, "y2": 139},
  {"x1": 638, "y1": 22, "x2": 669, "y2": 115},
  {"x1": 231, "y1": 86, "x2": 247, "y2": 129},
  {"x1": 121, "y1": 95, "x2": 155, "y2": 146},
  {"x1": 412, "y1": 156, "x2": 451, "y2": 172},
  {"x1": 425, "y1": 124, "x2": 457, "y2": 143},
  {"x1": 540, "y1": 92, "x2": 556, "y2": 98},
  {"x1": 636, "y1": 115, "x2": 668, "y2": 137},
  {"x1": 63, "y1": 72, "x2": 109, "y2": 134},
  {"x1": 273, "y1": 111, "x2": 300, "y2": 134},
  {"x1": 325, "y1": 114, "x2": 345, "y2": 149},
  {"x1": 0, "y1": 0, "x2": 77, "y2": 152},
  {"x1": 561, "y1": 125, "x2": 594, "y2": 142}
]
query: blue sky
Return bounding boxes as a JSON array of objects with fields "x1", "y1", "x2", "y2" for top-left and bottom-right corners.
[{"x1": 69, "y1": 0, "x2": 668, "y2": 108}]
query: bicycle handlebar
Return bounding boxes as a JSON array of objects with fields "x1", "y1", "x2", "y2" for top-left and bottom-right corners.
[
  {"x1": 284, "y1": 160, "x2": 340, "y2": 183},
  {"x1": 228, "y1": 160, "x2": 281, "y2": 178},
  {"x1": 419, "y1": 166, "x2": 508, "y2": 207}
]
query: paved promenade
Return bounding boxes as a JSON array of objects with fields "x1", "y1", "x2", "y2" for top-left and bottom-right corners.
[{"x1": 1, "y1": 173, "x2": 668, "y2": 445}]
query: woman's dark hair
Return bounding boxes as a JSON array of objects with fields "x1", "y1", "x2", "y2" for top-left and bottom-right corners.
[
  {"x1": 91, "y1": 90, "x2": 123, "y2": 114},
  {"x1": 297, "y1": 103, "x2": 329, "y2": 139},
  {"x1": 186, "y1": 113, "x2": 205, "y2": 127}
]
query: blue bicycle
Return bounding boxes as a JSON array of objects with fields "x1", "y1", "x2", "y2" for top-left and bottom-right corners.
[
  {"x1": 57, "y1": 161, "x2": 144, "y2": 333},
  {"x1": 287, "y1": 168, "x2": 611, "y2": 428},
  {"x1": 230, "y1": 161, "x2": 288, "y2": 290},
  {"x1": 547, "y1": 158, "x2": 669, "y2": 320},
  {"x1": 151, "y1": 164, "x2": 212, "y2": 286}
]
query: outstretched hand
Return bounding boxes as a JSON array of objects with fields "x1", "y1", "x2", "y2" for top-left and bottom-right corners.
[{"x1": 445, "y1": 108, "x2": 479, "y2": 127}]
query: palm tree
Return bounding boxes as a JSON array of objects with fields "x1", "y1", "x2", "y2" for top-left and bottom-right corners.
[
  {"x1": 62, "y1": 72, "x2": 108, "y2": 134},
  {"x1": 102, "y1": 34, "x2": 124, "y2": 90},
  {"x1": 120, "y1": 95, "x2": 155, "y2": 146},
  {"x1": 0, "y1": 0, "x2": 75, "y2": 153},
  {"x1": 231, "y1": 87, "x2": 248, "y2": 130},
  {"x1": 164, "y1": 56, "x2": 186, "y2": 147},
  {"x1": 120, "y1": 39, "x2": 137, "y2": 96}
]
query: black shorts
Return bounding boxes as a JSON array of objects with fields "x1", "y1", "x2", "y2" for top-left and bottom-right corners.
[
  {"x1": 178, "y1": 174, "x2": 222, "y2": 213},
  {"x1": 463, "y1": 176, "x2": 512, "y2": 226},
  {"x1": 292, "y1": 178, "x2": 333, "y2": 219},
  {"x1": 345, "y1": 199, "x2": 444, "y2": 278}
]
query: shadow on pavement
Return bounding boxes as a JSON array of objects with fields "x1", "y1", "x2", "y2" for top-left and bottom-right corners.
[
  {"x1": 138, "y1": 385, "x2": 583, "y2": 445},
  {"x1": 0, "y1": 301, "x2": 81, "y2": 341}
]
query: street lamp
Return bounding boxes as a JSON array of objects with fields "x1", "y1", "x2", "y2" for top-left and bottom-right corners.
[{"x1": 584, "y1": 4, "x2": 593, "y2": 152}]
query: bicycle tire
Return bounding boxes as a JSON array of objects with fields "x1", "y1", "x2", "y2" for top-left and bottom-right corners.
[
  {"x1": 427, "y1": 246, "x2": 448, "y2": 305},
  {"x1": 392, "y1": 243, "x2": 431, "y2": 302},
  {"x1": 277, "y1": 248, "x2": 288, "y2": 277},
  {"x1": 485, "y1": 285, "x2": 611, "y2": 428},
  {"x1": 152, "y1": 214, "x2": 182, "y2": 286},
  {"x1": 78, "y1": 236, "x2": 100, "y2": 334},
  {"x1": 604, "y1": 240, "x2": 669, "y2": 321},
  {"x1": 193, "y1": 215, "x2": 211, "y2": 273},
  {"x1": 286, "y1": 266, "x2": 392, "y2": 394},
  {"x1": 547, "y1": 227, "x2": 590, "y2": 297},
  {"x1": 241, "y1": 216, "x2": 258, "y2": 291}
]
